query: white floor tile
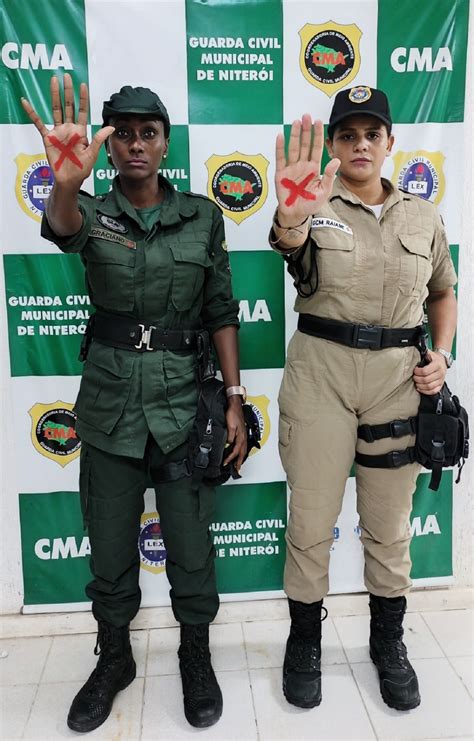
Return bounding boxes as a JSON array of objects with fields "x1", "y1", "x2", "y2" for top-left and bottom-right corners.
[
  {"x1": 147, "y1": 626, "x2": 180, "y2": 676},
  {"x1": 0, "y1": 683, "x2": 37, "y2": 739},
  {"x1": 22, "y1": 677, "x2": 144, "y2": 739},
  {"x1": 41, "y1": 630, "x2": 148, "y2": 683},
  {"x1": 243, "y1": 617, "x2": 346, "y2": 669},
  {"x1": 0, "y1": 637, "x2": 52, "y2": 686},
  {"x1": 141, "y1": 670, "x2": 257, "y2": 740},
  {"x1": 147, "y1": 623, "x2": 247, "y2": 677},
  {"x1": 449, "y1": 656, "x2": 473, "y2": 697},
  {"x1": 351, "y1": 657, "x2": 474, "y2": 739},
  {"x1": 422, "y1": 609, "x2": 474, "y2": 657},
  {"x1": 334, "y1": 612, "x2": 444, "y2": 663},
  {"x1": 250, "y1": 665, "x2": 376, "y2": 739}
]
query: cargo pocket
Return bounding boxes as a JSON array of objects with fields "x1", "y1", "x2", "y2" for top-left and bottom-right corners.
[
  {"x1": 398, "y1": 234, "x2": 433, "y2": 296},
  {"x1": 79, "y1": 446, "x2": 91, "y2": 528},
  {"x1": 86, "y1": 243, "x2": 136, "y2": 312},
  {"x1": 313, "y1": 228, "x2": 355, "y2": 292},
  {"x1": 169, "y1": 242, "x2": 212, "y2": 310},
  {"x1": 74, "y1": 342, "x2": 135, "y2": 434}
]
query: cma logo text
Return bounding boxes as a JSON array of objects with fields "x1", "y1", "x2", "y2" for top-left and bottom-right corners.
[
  {"x1": 391, "y1": 47, "x2": 452, "y2": 73},
  {"x1": 2, "y1": 43, "x2": 72, "y2": 70},
  {"x1": 35, "y1": 536, "x2": 90, "y2": 560},
  {"x1": 410, "y1": 514, "x2": 441, "y2": 537},
  {"x1": 239, "y1": 299, "x2": 271, "y2": 323}
]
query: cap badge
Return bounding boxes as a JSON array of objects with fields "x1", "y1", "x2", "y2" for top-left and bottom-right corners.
[{"x1": 348, "y1": 86, "x2": 372, "y2": 103}]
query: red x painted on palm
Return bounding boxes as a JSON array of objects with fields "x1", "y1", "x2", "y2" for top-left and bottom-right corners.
[
  {"x1": 48, "y1": 133, "x2": 83, "y2": 171},
  {"x1": 281, "y1": 172, "x2": 317, "y2": 207}
]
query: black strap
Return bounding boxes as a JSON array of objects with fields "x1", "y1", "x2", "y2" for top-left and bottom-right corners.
[
  {"x1": 355, "y1": 447, "x2": 416, "y2": 469},
  {"x1": 284, "y1": 236, "x2": 319, "y2": 298},
  {"x1": 92, "y1": 311, "x2": 198, "y2": 352},
  {"x1": 152, "y1": 459, "x2": 192, "y2": 483},
  {"x1": 428, "y1": 466, "x2": 443, "y2": 491},
  {"x1": 358, "y1": 417, "x2": 417, "y2": 442},
  {"x1": 298, "y1": 314, "x2": 423, "y2": 350}
]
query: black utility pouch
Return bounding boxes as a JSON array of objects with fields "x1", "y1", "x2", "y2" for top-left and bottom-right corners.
[{"x1": 415, "y1": 383, "x2": 469, "y2": 491}]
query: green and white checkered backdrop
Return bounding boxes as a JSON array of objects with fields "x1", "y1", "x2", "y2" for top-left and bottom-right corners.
[{"x1": 1, "y1": 0, "x2": 469, "y2": 611}]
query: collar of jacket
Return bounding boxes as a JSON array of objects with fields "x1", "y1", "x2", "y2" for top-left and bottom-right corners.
[
  {"x1": 95, "y1": 174, "x2": 198, "y2": 229},
  {"x1": 329, "y1": 176, "x2": 411, "y2": 213}
]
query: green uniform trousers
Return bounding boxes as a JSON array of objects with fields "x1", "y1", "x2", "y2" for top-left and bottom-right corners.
[{"x1": 79, "y1": 437, "x2": 219, "y2": 627}]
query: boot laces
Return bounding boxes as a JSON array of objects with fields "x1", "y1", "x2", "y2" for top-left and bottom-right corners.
[
  {"x1": 291, "y1": 603, "x2": 328, "y2": 637},
  {"x1": 180, "y1": 637, "x2": 214, "y2": 697},
  {"x1": 287, "y1": 638, "x2": 321, "y2": 672},
  {"x1": 378, "y1": 638, "x2": 410, "y2": 670},
  {"x1": 83, "y1": 631, "x2": 127, "y2": 699}
]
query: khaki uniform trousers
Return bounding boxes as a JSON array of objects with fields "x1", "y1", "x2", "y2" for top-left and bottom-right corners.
[{"x1": 278, "y1": 331, "x2": 421, "y2": 603}]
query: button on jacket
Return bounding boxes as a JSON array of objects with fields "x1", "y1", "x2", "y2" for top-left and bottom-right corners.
[{"x1": 42, "y1": 176, "x2": 239, "y2": 458}]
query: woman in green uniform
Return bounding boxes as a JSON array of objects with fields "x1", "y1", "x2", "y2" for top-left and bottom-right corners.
[
  {"x1": 22, "y1": 74, "x2": 246, "y2": 732},
  {"x1": 270, "y1": 86, "x2": 457, "y2": 711}
]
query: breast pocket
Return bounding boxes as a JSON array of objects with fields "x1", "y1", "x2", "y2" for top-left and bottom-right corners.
[
  {"x1": 398, "y1": 234, "x2": 433, "y2": 296},
  {"x1": 313, "y1": 228, "x2": 355, "y2": 292},
  {"x1": 169, "y1": 243, "x2": 212, "y2": 311},
  {"x1": 86, "y1": 243, "x2": 136, "y2": 312}
]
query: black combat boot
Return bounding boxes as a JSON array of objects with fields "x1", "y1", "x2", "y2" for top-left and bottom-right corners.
[
  {"x1": 67, "y1": 621, "x2": 136, "y2": 732},
  {"x1": 283, "y1": 598, "x2": 327, "y2": 708},
  {"x1": 369, "y1": 594, "x2": 421, "y2": 711},
  {"x1": 178, "y1": 623, "x2": 223, "y2": 728}
]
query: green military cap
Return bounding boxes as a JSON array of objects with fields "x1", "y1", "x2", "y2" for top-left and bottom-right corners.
[{"x1": 102, "y1": 85, "x2": 170, "y2": 136}]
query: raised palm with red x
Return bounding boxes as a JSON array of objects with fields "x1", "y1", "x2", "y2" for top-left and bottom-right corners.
[
  {"x1": 21, "y1": 73, "x2": 114, "y2": 188},
  {"x1": 275, "y1": 115, "x2": 340, "y2": 227}
]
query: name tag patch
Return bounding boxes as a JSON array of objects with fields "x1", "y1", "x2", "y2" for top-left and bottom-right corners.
[
  {"x1": 311, "y1": 217, "x2": 353, "y2": 235},
  {"x1": 89, "y1": 227, "x2": 136, "y2": 250}
]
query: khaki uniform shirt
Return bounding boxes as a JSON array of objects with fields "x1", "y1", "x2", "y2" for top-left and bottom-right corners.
[
  {"x1": 42, "y1": 176, "x2": 238, "y2": 458},
  {"x1": 272, "y1": 178, "x2": 456, "y2": 328}
]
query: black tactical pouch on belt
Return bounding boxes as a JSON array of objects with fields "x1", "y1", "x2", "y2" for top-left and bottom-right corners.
[
  {"x1": 415, "y1": 383, "x2": 469, "y2": 490},
  {"x1": 356, "y1": 383, "x2": 469, "y2": 492},
  {"x1": 188, "y1": 332, "x2": 261, "y2": 489}
]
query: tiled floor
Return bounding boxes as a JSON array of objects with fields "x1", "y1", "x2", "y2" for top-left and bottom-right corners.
[{"x1": 1, "y1": 604, "x2": 472, "y2": 740}]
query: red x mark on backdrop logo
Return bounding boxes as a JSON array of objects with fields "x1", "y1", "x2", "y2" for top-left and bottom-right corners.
[
  {"x1": 48, "y1": 133, "x2": 84, "y2": 171},
  {"x1": 281, "y1": 172, "x2": 317, "y2": 207}
]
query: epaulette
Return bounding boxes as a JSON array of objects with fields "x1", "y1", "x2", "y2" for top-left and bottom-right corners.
[
  {"x1": 182, "y1": 191, "x2": 222, "y2": 214},
  {"x1": 77, "y1": 188, "x2": 95, "y2": 200}
]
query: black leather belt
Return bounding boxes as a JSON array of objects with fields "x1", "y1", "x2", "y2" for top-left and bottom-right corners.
[
  {"x1": 91, "y1": 312, "x2": 199, "y2": 353},
  {"x1": 298, "y1": 314, "x2": 422, "y2": 350}
]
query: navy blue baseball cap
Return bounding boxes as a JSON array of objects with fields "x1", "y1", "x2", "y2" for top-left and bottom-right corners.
[{"x1": 328, "y1": 86, "x2": 392, "y2": 138}]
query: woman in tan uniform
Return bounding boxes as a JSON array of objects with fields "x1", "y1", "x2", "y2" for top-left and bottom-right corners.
[{"x1": 270, "y1": 86, "x2": 457, "y2": 711}]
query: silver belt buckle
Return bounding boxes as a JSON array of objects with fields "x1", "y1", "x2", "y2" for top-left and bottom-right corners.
[{"x1": 134, "y1": 324, "x2": 157, "y2": 351}]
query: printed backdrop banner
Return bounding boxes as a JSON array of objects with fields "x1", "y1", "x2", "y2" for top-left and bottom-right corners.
[{"x1": 1, "y1": 0, "x2": 467, "y2": 611}]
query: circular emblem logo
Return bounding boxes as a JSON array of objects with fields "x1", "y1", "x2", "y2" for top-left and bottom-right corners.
[
  {"x1": 211, "y1": 161, "x2": 263, "y2": 214},
  {"x1": 35, "y1": 407, "x2": 80, "y2": 457},
  {"x1": 96, "y1": 213, "x2": 128, "y2": 233},
  {"x1": 397, "y1": 157, "x2": 439, "y2": 202},
  {"x1": 348, "y1": 86, "x2": 372, "y2": 103},
  {"x1": 303, "y1": 30, "x2": 355, "y2": 86},
  {"x1": 139, "y1": 515, "x2": 167, "y2": 574},
  {"x1": 21, "y1": 159, "x2": 54, "y2": 218}
]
